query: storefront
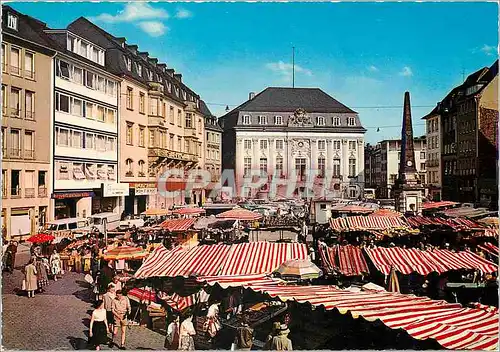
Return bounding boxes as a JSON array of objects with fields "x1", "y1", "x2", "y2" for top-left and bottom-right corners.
[
  {"x1": 91, "y1": 183, "x2": 129, "y2": 215},
  {"x1": 126, "y1": 183, "x2": 157, "y2": 215},
  {"x1": 10, "y1": 208, "x2": 33, "y2": 238},
  {"x1": 52, "y1": 191, "x2": 95, "y2": 220}
]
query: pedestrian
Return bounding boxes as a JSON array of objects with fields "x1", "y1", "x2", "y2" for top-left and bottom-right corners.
[
  {"x1": 164, "y1": 315, "x2": 180, "y2": 350},
  {"x1": 179, "y1": 316, "x2": 196, "y2": 350},
  {"x1": 5, "y1": 241, "x2": 17, "y2": 273},
  {"x1": 270, "y1": 324, "x2": 293, "y2": 351},
  {"x1": 205, "y1": 302, "x2": 222, "y2": 339},
  {"x1": 35, "y1": 258, "x2": 49, "y2": 292},
  {"x1": 24, "y1": 258, "x2": 38, "y2": 298},
  {"x1": 50, "y1": 249, "x2": 62, "y2": 281},
  {"x1": 89, "y1": 300, "x2": 110, "y2": 351},
  {"x1": 112, "y1": 290, "x2": 131, "y2": 349},
  {"x1": 234, "y1": 315, "x2": 253, "y2": 350},
  {"x1": 112, "y1": 276, "x2": 123, "y2": 292},
  {"x1": 263, "y1": 322, "x2": 281, "y2": 350},
  {"x1": 103, "y1": 284, "x2": 116, "y2": 338}
]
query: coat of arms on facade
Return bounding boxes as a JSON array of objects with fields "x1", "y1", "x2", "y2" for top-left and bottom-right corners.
[{"x1": 288, "y1": 108, "x2": 313, "y2": 127}]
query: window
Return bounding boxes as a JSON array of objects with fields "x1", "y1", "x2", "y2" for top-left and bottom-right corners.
[
  {"x1": 72, "y1": 130, "x2": 83, "y2": 148},
  {"x1": 1, "y1": 86, "x2": 5, "y2": 115},
  {"x1": 185, "y1": 113, "x2": 192, "y2": 128},
  {"x1": 80, "y1": 42, "x2": 88, "y2": 57},
  {"x1": 85, "y1": 102, "x2": 93, "y2": 119},
  {"x1": 10, "y1": 170, "x2": 20, "y2": 197},
  {"x1": 124, "y1": 56, "x2": 132, "y2": 71},
  {"x1": 97, "y1": 76, "x2": 105, "y2": 92},
  {"x1": 96, "y1": 135, "x2": 106, "y2": 151},
  {"x1": 420, "y1": 163, "x2": 426, "y2": 171},
  {"x1": 24, "y1": 52, "x2": 34, "y2": 79},
  {"x1": 177, "y1": 109, "x2": 182, "y2": 126},
  {"x1": 260, "y1": 140, "x2": 268, "y2": 149},
  {"x1": 390, "y1": 174, "x2": 397, "y2": 184},
  {"x1": 348, "y1": 141, "x2": 356, "y2": 150},
  {"x1": 71, "y1": 97, "x2": 83, "y2": 117},
  {"x1": 139, "y1": 127, "x2": 145, "y2": 147},
  {"x1": 56, "y1": 59, "x2": 70, "y2": 79},
  {"x1": 347, "y1": 117, "x2": 356, "y2": 126},
  {"x1": 149, "y1": 130, "x2": 156, "y2": 147},
  {"x1": 185, "y1": 140, "x2": 190, "y2": 154},
  {"x1": 137, "y1": 64, "x2": 142, "y2": 77},
  {"x1": 10, "y1": 47, "x2": 20, "y2": 75},
  {"x1": 126, "y1": 87, "x2": 133, "y2": 110},
  {"x1": 96, "y1": 106, "x2": 105, "y2": 122},
  {"x1": 9, "y1": 129, "x2": 20, "y2": 157},
  {"x1": 275, "y1": 115, "x2": 283, "y2": 125},
  {"x1": 242, "y1": 115, "x2": 250, "y2": 125},
  {"x1": 1, "y1": 44, "x2": 6, "y2": 72},
  {"x1": 72, "y1": 66, "x2": 83, "y2": 84},
  {"x1": 333, "y1": 117, "x2": 341, "y2": 126},
  {"x1": 276, "y1": 140, "x2": 284, "y2": 150},
  {"x1": 58, "y1": 128, "x2": 69, "y2": 146},
  {"x1": 85, "y1": 71, "x2": 95, "y2": 89},
  {"x1": 10, "y1": 87, "x2": 20, "y2": 116},
  {"x1": 135, "y1": 91, "x2": 144, "y2": 114},
  {"x1": 125, "y1": 159, "x2": 133, "y2": 176},
  {"x1": 333, "y1": 140, "x2": 341, "y2": 150},
  {"x1": 333, "y1": 158, "x2": 341, "y2": 177},
  {"x1": 349, "y1": 158, "x2": 356, "y2": 177},
  {"x1": 420, "y1": 152, "x2": 426, "y2": 159},
  {"x1": 318, "y1": 140, "x2": 326, "y2": 150},
  {"x1": 169, "y1": 134, "x2": 174, "y2": 150},
  {"x1": 177, "y1": 137, "x2": 182, "y2": 151},
  {"x1": 24, "y1": 131, "x2": 34, "y2": 158},
  {"x1": 317, "y1": 116, "x2": 325, "y2": 126},
  {"x1": 397, "y1": 152, "x2": 401, "y2": 160},
  {"x1": 106, "y1": 108, "x2": 115, "y2": 124},
  {"x1": 169, "y1": 106, "x2": 174, "y2": 124},
  {"x1": 295, "y1": 158, "x2": 306, "y2": 180},
  {"x1": 106, "y1": 137, "x2": 115, "y2": 151},
  {"x1": 244, "y1": 140, "x2": 252, "y2": 150},
  {"x1": 259, "y1": 158, "x2": 268, "y2": 175},
  {"x1": 244, "y1": 157, "x2": 252, "y2": 177},
  {"x1": 7, "y1": 13, "x2": 18, "y2": 30},
  {"x1": 258, "y1": 115, "x2": 267, "y2": 125},
  {"x1": 106, "y1": 80, "x2": 116, "y2": 97},
  {"x1": 138, "y1": 160, "x2": 145, "y2": 175},
  {"x1": 126, "y1": 123, "x2": 133, "y2": 145},
  {"x1": 318, "y1": 157, "x2": 326, "y2": 177},
  {"x1": 38, "y1": 171, "x2": 46, "y2": 188},
  {"x1": 150, "y1": 98, "x2": 158, "y2": 116},
  {"x1": 276, "y1": 157, "x2": 283, "y2": 176}
]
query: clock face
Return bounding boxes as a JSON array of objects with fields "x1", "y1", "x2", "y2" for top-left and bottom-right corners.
[
  {"x1": 407, "y1": 161, "x2": 413, "y2": 167},
  {"x1": 298, "y1": 142, "x2": 304, "y2": 147}
]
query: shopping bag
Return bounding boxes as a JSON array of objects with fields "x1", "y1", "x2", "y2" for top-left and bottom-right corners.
[{"x1": 22, "y1": 279, "x2": 26, "y2": 291}]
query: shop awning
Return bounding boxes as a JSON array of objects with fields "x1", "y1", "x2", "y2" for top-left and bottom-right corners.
[
  {"x1": 141, "y1": 208, "x2": 171, "y2": 216},
  {"x1": 134, "y1": 242, "x2": 308, "y2": 279},
  {"x1": 172, "y1": 207, "x2": 206, "y2": 216},
  {"x1": 319, "y1": 244, "x2": 369, "y2": 276},
  {"x1": 197, "y1": 274, "x2": 283, "y2": 288},
  {"x1": 364, "y1": 247, "x2": 497, "y2": 275},
  {"x1": 128, "y1": 287, "x2": 157, "y2": 303},
  {"x1": 160, "y1": 218, "x2": 196, "y2": 232},
  {"x1": 158, "y1": 290, "x2": 210, "y2": 312},
  {"x1": 368, "y1": 209, "x2": 403, "y2": 217},
  {"x1": 422, "y1": 201, "x2": 459, "y2": 210},
  {"x1": 329, "y1": 216, "x2": 409, "y2": 232},
  {"x1": 478, "y1": 243, "x2": 499, "y2": 257},
  {"x1": 330, "y1": 205, "x2": 374, "y2": 214},
  {"x1": 242, "y1": 283, "x2": 498, "y2": 350},
  {"x1": 216, "y1": 208, "x2": 263, "y2": 221}
]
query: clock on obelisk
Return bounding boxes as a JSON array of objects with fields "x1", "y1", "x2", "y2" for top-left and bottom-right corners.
[{"x1": 393, "y1": 92, "x2": 425, "y2": 215}]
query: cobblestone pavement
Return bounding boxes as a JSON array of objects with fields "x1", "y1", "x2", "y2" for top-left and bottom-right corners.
[{"x1": 2, "y1": 245, "x2": 166, "y2": 350}]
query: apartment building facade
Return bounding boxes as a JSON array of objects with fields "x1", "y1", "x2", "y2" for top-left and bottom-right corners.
[
  {"x1": 422, "y1": 109, "x2": 441, "y2": 201},
  {"x1": 1, "y1": 7, "x2": 55, "y2": 240},
  {"x1": 364, "y1": 137, "x2": 427, "y2": 199},
  {"x1": 200, "y1": 100, "x2": 222, "y2": 198},
  {"x1": 66, "y1": 17, "x2": 207, "y2": 210},
  {"x1": 221, "y1": 88, "x2": 366, "y2": 200}
]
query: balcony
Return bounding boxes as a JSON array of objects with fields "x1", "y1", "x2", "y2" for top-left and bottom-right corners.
[
  {"x1": 25, "y1": 188, "x2": 35, "y2": 198},
  {"x1": 25, "y1": 111, "x2": 35, "y2": 121},
  {"x1": 38, "y1": 187, "x2": 47, "y2": 198},
  {"x1": 9, "y1": 148, "x2": 21, "y2": 159},
  {"x1": 10, "y1": 65, "x2": 20, "y2": 76},
  {"x1": 24, "y1": 149, "x2": 35, "y2": 159},
  {"x1": 148, "y1": 115, "x2": 167, "y2": 127},
  {"x1": 148, "y1": 147, "x2": 198, "y2": 162},
  {"x1": 25, "y1": 70, "x2": 35, "y2": 80},
  {"x1": 185, "y1": 127, "x2": 196, "y2": 137},
  {"x1": 10, "y1": 108, "x2": 21, "y2": 118}
]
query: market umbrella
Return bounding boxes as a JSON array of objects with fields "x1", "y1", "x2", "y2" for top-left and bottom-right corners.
[
  {"x1": 27, "y1": 233, "x2": 55, "y2": 244},
  {"x1": 387, "y1": 266, "x2": 400, "y2": 293},
  {"x1": 172, "y1": 207, "x2": 206, "y2": 216},
  {"x1": 141, "y1": 208, "x2": 171, "y2": 216},
  {"x1": 103, "y1": 245, "x2": 148, "y2": 261},
  {"x1": 275, "y1": 259, "x2": 322, "y2": 280},
  {"x1": 216, "y1": 207, "x2": 263, "y2": 221}
]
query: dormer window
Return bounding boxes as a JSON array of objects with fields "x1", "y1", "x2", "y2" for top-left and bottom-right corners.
[
  {"x1": 274, "y1": 116, "x2": 283, "y2": 125},
  {"x1": 147, "y1": 70, "x2": 152, "y2": 81},
  {"x1": 7, "y1": 13, "x2": 18, "y2": 31},
  {"x1": 137, "y1": 64, "x2": 142, "y2": 77},
  {"x1": 317, "y1": 116, "x2": 325, "y2": 126},
  {"x1": 258, "y1": 115, "x2": 267, "y2": 125},
  {"x1": 124, "y1": 56, "x2": 131, "y2": 71},
  {"x1": 333, "y1": 117, "x2": 341, "y2": 126},
  {"x1": 347, "y1": 117, "x2": 356, "y2": 126},
  {"x1": 242, "y1": 115, "x2": 251, "y2": 125}
]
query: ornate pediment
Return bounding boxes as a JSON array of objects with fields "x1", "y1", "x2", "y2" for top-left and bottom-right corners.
[
  {"x1": 288, "y1": 108, "x2": 313, "y2": 127},
  {"x1": 291, "y1": 139, "x2": 311, "y2": 154}
]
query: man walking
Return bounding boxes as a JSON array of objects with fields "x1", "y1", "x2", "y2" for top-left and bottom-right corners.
[
  {"x1": 112, "y1": 290, "x2": 131, "y2": 349},
  {"x1": 103, "y1": 284, "x2": 116, "y2": 341}
]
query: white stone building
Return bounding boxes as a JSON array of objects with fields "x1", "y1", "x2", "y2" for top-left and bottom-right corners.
[
  {"x1": 423, "y1": 108, "x2": 441, "y2": 200},
  {"x1": 220, "y1": 87, "x2": 366, "y2": 200}
]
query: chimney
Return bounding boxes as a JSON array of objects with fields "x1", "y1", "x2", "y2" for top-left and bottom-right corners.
[
  {"x1": 138, "y1": 51, "x2": 149, "y2": 60},
  {"x1": 174, "y1": 73, "x2": 182, "y2": 82},
  {"x1": 249, "y1": 92, "x2": 255, "y2": 100}
]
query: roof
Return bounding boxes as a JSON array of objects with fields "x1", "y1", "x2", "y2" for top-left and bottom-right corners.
[
  {"x1": 199, "y1": 100, "x2": 214, "y2": 117},
  {"x1": 200, "y1": 100, "x2": 223, "y2": 132},
  {"x1": 228, "y1": 87, "x2": 356, "y2": 114}
]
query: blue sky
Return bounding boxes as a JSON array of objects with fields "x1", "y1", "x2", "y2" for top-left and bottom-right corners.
[{"x1": 9, "y1": 1, "x2": 498, "y2": 143}]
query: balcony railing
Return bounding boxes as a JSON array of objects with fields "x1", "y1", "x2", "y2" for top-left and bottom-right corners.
[
  {"x1": 25, "y1": 188, "x2": 35, "y2": 198},
  {"x1": 25, "y1": 111, "x2": 35, "y2": 120},
  {"x1": 24, "y1": 149, "x2": 34, "y2": 159},
  {"x1": 10, "y1": 108, "x2": 20, "y2": 118},
  {"x1": 25, "y1": 70, "x2": 35, "y2": 80},
  {"x1": 38, "y1": 187, "x2": 47, "y2": 198},
  {"x1": 10, "y1": 65, "x2": 20, "y2": 75},
  {"x1": 11, "y1": 187, "x2": 20, "y2": 198},
  {"x1": 9, "y1": 148, "x2": 21, "y2": 158}
]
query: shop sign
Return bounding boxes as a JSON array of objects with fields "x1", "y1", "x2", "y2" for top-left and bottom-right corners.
[
  {"x1": 103, "y1": 183, "x2": 130, "y2": 197},
  {"x1": 134, "y1": 183, "x2": 158, "y2": 195},
  {"x1": 53, "y1": 191, "x2": 95, "y2": 199}
]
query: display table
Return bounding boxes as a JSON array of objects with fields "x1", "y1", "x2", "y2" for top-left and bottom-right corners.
[{"x1": 223, "y1": 302, "x2": 288, "y2": 329}]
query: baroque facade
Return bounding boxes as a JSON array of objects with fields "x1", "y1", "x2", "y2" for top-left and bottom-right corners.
[{"x1": 221, "y1": 88, "x2": 366, "y2": 199}]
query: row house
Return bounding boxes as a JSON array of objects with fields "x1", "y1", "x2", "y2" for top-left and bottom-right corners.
[
  {"x1": 221, "y1": 88, "x2": 366, "y2": 199},
  {"x1": 200, "y1": 100, "x2": 222, "y2": 193},
  {"x1": 1, "y1": 7, "x2": 55, "y2": 239},
  {"x1": 66, "y1": 17, "x2": 209, "y2": 210}
]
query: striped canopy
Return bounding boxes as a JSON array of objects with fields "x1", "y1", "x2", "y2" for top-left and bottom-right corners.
[
  {"x1": 160, "y1": 218, "x2": 196, "y2": 232},
  {"x1": 478, "y1": 242, "x2": 499, "y2": 257},
  {"x1": 369, "y1": 209, "x2": 403, "y2": 217},
  {"x1": 128, "y1": 287, "x2": 157, "y2": 303},
  {"x1": 172, "y1": 207, "x2": 206, "y2": 216},
  {"x1": 216, "y1": 208, "x2": 263, "y2": 221},
  {"x1": 330, "y1": 216, "x2": 409, "y2": 232},
  {"x1": 319, "y1": 244, "x2": 369, "y2": 276},
  {"x1": 103, "y1": 245, "x2": 148, "y2": 261},
  {"x1": 422, "y1": 201, "x2": 459, "y2": 210},
  {"x1": 142, "y1": 208, "x2": 171, "y2": 216},
  {"x1": 275, "y1": 259, "x2": 322, "y2": 280},
  {"x1": 158, "y1": 290, "x2": 210, "y2": 312}
]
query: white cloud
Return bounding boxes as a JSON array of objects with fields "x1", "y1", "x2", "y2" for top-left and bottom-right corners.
[
  {"x1": 399, "y1": 66, "x2": 413, "y2": 77},
  {"x1": 480, "y1": 44, "x2": 496, "y2": 56},
  {"x1": 91, "y1": 3, "x2": 169, "y2": 23},
  {"x1": 367, "y1": 65, "x2": 379, "y2": 72},
  {"x1": 175, "y1": 8, "x2": 193, "y2": 19},
  {"x1": 265, "y1": 61, "x2": 313, "y2": 80},
  {"x1": 137, "y1": 21, "x2": 168, "y2": 37}
]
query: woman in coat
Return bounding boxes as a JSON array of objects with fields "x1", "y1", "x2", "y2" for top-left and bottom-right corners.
[{"x1": 24, "y1": 259, "x2": 38, "y2": 298}]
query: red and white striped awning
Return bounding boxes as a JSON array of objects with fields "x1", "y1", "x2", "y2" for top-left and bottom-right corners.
[
  {"x1": 422, "y1": 201, "x2": 459, "y2": 210},
  {"x1": 364, "y1": 247, "x2": 498, "y2": 275},
  {"x1": 478, "y1": 242, "x2": 498, "y2": 257},
  {"x1": 369, "y1": 209, "x2": 403, "y2": 217},
  {"x1": 242, "y1": 283, "x2": 498, "y2": 350},
  {"x1": 158, "y1": 290, "x2": 210, "y2": 312},
  {"x1": 160, "y1": 218, "x2": 196, "y2": 232},
  {"x1": 197, "y1": 274, "x2": 284, "y2": 288},
  {"x1": 319, "y1": 244, "x2": 369, "y2": 276},
  {"x1": 172, "y1": 207, "x2": 206, "y2": 216},
  {"x1": 128, "y1": 287, "x2": 157, "y2": 303},
  {"x1": 134, "y1": 242, "x2": 308, "y2": 279},
  {"x1": 216, "y1": 208, "x2": 263, "y2": 221},
  {"x1": 330, "y1": 216, "x2": 409, "y2": 232},
  {"x1": 330, "y1": 205, "x2": 374, "y2": 214},
  {"x1": 219, "y1": 242, "x2": 308, "y2": 276}
]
